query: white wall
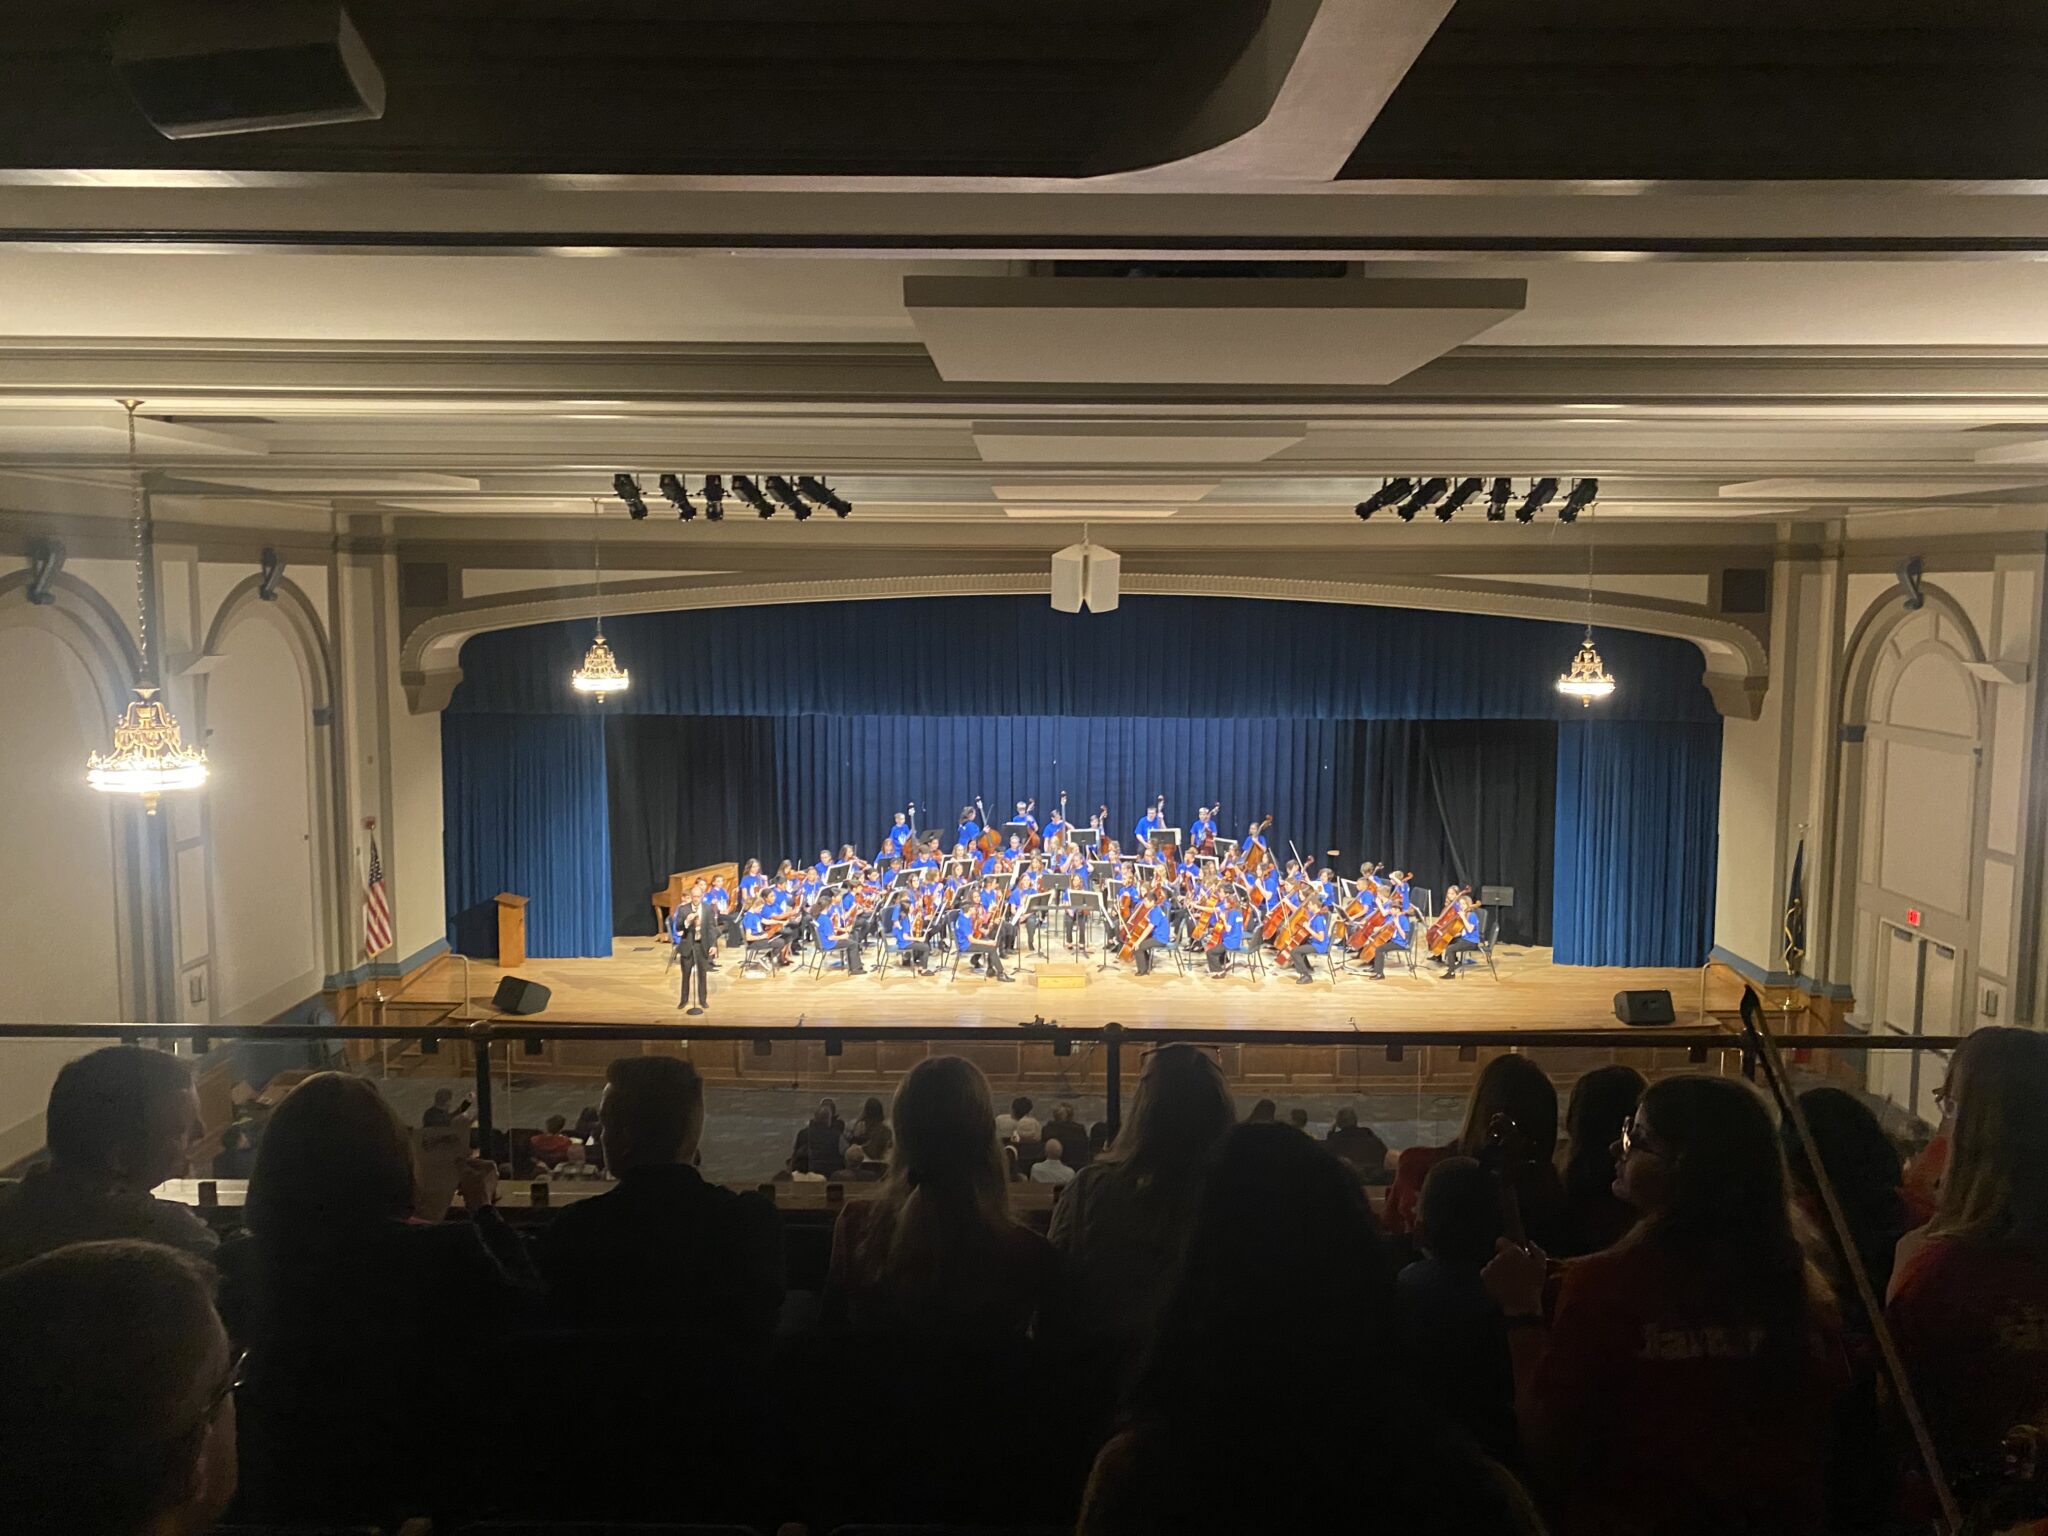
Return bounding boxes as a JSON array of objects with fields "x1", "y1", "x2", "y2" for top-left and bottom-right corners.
[
  {"x1": 204, "y1": 609, "x2": 323, "y2": 1021},
  {"x1": 0, "y1": 623, "x2": 122, "y2": 1161}
]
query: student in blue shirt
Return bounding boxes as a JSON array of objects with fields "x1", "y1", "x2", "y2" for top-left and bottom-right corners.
[
  {"x1": 884, "y1": 812, "x2": 913, "y2": 858},
  {"x1": 815, "y1": 896, "x2": 866, "y2": 974},
  {"x1": 1133, "y1": 797, "x2": 1166, "y2": 850},
  {"x1": 1440, "y1": 889, "x2": 1485, "y2": 979},
  {"x1": 1189, "y1": 805, "x2": 1217, "y2": 849},
  {"x1": 1204, "y1": 900, "x2": 1247, "y2": 975},
  {"x1": 953, "y1": 904, "x2": 1011, "y2": 981},
  {"x1": 737, "y1": 858, "x2": 765, "y2": 901},
  {"x1": 1289, "y1": 903, "x2": 1333, "y2": 984},
  {"x1": 1130, "y1": 892, "x2": 1173, "y2": 976},
  {"x1": 889, "y1": 901, "x2": 934, "y2": 974},
  {"x1": 954, "y1": 806, "x2": 982, "y2": 849}
]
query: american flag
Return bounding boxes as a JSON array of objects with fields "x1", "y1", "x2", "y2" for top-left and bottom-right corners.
[{"x1": 362, "y1": 836, "x2": 394, "y2": 959}]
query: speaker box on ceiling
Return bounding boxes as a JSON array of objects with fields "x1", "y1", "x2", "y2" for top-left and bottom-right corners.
[
  {"x1": 1050, "y1": 545, "x2": 1086, "y2": 614},
  {"x1": 491, "y1": 977, "x2": 552, "y2": 1016},
  {"x1": 1613, "y1": 989, "x2": 1676, "y2": 1027},
  {"x1": 113, "y1": 2, "x2": 386, "y2": 140},
  {"x1": 1086, "y1": 545, "x2": 1121, "y2": 614}
]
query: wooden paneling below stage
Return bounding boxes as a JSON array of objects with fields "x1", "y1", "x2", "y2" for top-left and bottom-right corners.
[{"x1": 381, "y1": 943, "x2": 1759, "y2": 1092}]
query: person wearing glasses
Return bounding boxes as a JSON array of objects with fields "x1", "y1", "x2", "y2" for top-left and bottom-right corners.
[
  {"x1": 1481, "y1": 1075, "x2": 1846, "y2": 1536},
  {"x1": 0, "y1": 1240, "x2": 242, "y2": 1536}
]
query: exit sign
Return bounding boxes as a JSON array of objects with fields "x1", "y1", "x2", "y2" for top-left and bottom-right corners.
[{"x1": 1905, "y1": 908, "x2": 1922, "y2": 927}]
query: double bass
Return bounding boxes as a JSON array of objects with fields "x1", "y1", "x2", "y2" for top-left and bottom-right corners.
[
  {"x1": 1241, "y1": 813, "x2": 1276, "y2": 875},
  {"x1": 974, "y1": 795, "x2": 1003, "y2": 858}
]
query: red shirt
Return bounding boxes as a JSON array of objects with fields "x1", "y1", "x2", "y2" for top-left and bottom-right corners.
[
  {"x1": 1530, "y1": 1241, "x2": 1846, "y2": 1536},
  {"x1": 1887, "y1": 1234, "x2": 2048, "y2": 1482}
]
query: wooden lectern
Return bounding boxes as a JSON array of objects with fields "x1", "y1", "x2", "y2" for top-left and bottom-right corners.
[{"x1": 494, "y1": 892, "x2": 529, "y2": 967}]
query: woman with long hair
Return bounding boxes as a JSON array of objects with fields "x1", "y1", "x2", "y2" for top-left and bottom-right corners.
[
  {"x1": 1044, "y1": 1044, "x2": 1237, "y2": 1380},
  {"x1": 1078, "y1": 1124, "x2": 1541, "y2": 1536},
  {"x1": 824, "y1": 1055, "x2": 1053, "y2": 1335},
  {"x1": 1556, "y1": 1064, "x2": 1645, "y2": 1256},
  {"x1": 1887, "y1": 1027, "x2": 2048, "y2": 1497},
  {"x1": 1485, "y1": 1074, "x2": 1844, "y2": 1536},
  {"x1": 1386, "y1": 1052, "x2": 1567, "y2": 1252},
  {"x1": 229, "y1": 1073, "x2": 533, "y2": 1522}
]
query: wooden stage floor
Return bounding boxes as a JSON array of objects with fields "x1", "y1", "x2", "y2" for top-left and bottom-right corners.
[{"x1": 462, "y1": 939, "x2": 1742, "y2": 1037}]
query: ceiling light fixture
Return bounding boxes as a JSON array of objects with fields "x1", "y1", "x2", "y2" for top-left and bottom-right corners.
[
  {"x1": 1556, "y1": 477, "x2": 1599, "y2": 524},
  {"x1": 731, "y1": 475, "x2": 775, "y2": 518},
  {"x1": 86, "y1": 399, "x2": 210, "y2": 814},
  {"x1": 797, "y1": 476, "x2": 853, "y2": 517},
  {"x1": 764, "y1": 475, "x2": 810, "y2": 520},
  {"x1": 1485, "y1": 478, "x2": 1514, "y2": 522},
  {"x1": 1514, "y1": 477, "x2": 1559, "y2": 525},
  {"x1": 1556, "y1": 500, "x2": 1616, "y2": 707},
  {"x1": 1354, "y1": 477, "x2": 1412, "y2": 520},
  {"x1": 1435, "y1": 477, "x2": 1484, "y2": 522},
  {"x1": 1396, "y1": 476, "x2": 1449, "y2": 523},
  {"x1": 701, "y1": 474, "x2": 725, "y2": 522},
  {"x1": 612, "y1": 473, "x2": 648, "y2": 520},
  {"x1": 571, "y1": 497, "x2": 629, "y2": 701},
  {"x1": 657, "y1": 473, "x2": 696, "y2": 521}
]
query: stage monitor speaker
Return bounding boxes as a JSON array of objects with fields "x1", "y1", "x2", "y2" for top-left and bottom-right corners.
[
  {"x1": 1613, "y1": 989, "x2": 1676, "y2": 1027},
  {"x1": 491, "y1": 976, "x2": 552, "y2": 1016}
]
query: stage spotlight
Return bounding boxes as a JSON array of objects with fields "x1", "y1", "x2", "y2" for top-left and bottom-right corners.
[
  {"x1": 765, "y1": 474, "x2": 811, "y2": 520},
  {"x1": 1396, "y1": 476, "x2": 1449, "y2": 522},
  {"x1": 657, "y1": 473, "x2": 696, "y2": 521},
  {"x1": 612, "y1": 473, "x2": 649, "y2": 520},
  {"x1": 732, "y1": 475, "x2": 776, "y2": 518},
  {"x1": 1514, "y1": 477, "x2": 1559, "y2": 524},
  {"x1": 701, "y1": 474, "x2": 726, "y2": 522},
  {"x1": 1435, "y1": 477, "x2": 1484, "y2": 522},
  {"x1": 1486, "y1": 477, "x2": 1513, "y2": 521},
  {"x1": 1354, "y1": 477, "x2": 1413, "y2": 520},
  {"x1": 798, "y1": 475, "x2": 853, "y2": 517},
  {"x1": 1556, "y1": 477, "x2": 1599, "y2": 523}
]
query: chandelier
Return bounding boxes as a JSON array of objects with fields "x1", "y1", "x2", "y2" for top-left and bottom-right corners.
[
  {"x1": 1556, "y1": 631, "x2": 1617, "y2": 705},
  {"x1": 87, "y1": 400, "x2": 209, "y2": 813},
  {"x1": 571, "y1": 497, "x2": 629, "y2": 699},
  {"x1": 1555, "y1": 486, "x2": 1618, "y2": 706}
]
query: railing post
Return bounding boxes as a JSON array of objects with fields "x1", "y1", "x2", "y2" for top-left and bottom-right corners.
[
  {"x1": 1739, "y1": 1036, "x2": 1759, "y2": 1083},
  {"x1": 469, "y1": 1026, "x2": 496, "y2": 1158},
  {"x1": 1104, "y1": 1022, "x2": 1123, "y2": 1140}
]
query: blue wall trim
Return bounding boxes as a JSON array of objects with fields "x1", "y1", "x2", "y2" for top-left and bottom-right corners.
[
  {"x1": 323, "y1": 936, "x2": 450, "y2": 991},
  {"x1": 1708, "y1": 944, "x2": 1856, "y2": 999}
]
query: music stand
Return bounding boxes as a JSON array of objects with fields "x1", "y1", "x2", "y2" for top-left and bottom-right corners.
[
  {"x1": 889, "y1": 868, "x2": 914, "y2": 891},
  {"x1": 1087, "y1": 859, "x2": 1116, "y2": 890},
  {"x1": 1070, "y1": 888, "x2": 1107, "y2": 963},
  {"x1": 1070, "y1": 827, "x2": 1100, "y2": 853},
  {"x1": 1021, "y1": 888, "x2": 1056, "y2": 960},
  {"x1": 1150, "y1": 827, "x2": 1182, "y2": 853},
  {"x1": 1004, "y1": 819, "x2": 1031, "y2": 843},
  {"x1": 827, "y1": 861, "x2": 854, "y2": 887},
  {"x1": 1213, "y1": 837, "x2": 1239, "y2": 859}
]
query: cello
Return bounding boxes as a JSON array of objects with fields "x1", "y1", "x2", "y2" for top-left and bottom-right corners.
[
  {"x1": 1119, "y1": 881, "x2": 1169, "y2": 963},
  {"x1": 1425, "y1": 887, "x2": 1469, "y2": 958}
]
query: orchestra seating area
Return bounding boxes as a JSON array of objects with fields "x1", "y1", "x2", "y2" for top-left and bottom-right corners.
[{"x1": 2, "y1": 1034, "x2": 2045, "y2": 1536}]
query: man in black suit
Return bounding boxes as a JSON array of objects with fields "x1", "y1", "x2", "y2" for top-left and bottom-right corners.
[
  {"x1": 672, "y1": 879, "x2": 714, "y2": 1015},
  {"x1": 536, "y1": 1057, "x2": 784, "y2": 1345}
]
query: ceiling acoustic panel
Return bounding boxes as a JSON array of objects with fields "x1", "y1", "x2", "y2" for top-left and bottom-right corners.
[
  {"x1": 974, "y1": 423, "x2": 1306, "y2": 465},
  {"x1": 907, "y1": 276, "x2": 1525, "y2": 387}
]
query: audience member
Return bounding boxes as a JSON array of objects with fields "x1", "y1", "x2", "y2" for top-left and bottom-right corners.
[
  {"x1": 1781, "y1": 1085, "x2": 1914, "y2": 1305},
  {"x1": 536, "y1": 1056, "x2": 784, "y2": 1342},
  {"x1": 1246, "y1": 1097, "x2": 1278, "y2": 1123},
  {"x1": 1088, "y1": 1120, "x2": 1111, "y2": 1157},
  {"x1": 1045, "y1": 1044, "x2": 1236, "y2": 1380},
  {"x1": 837, "y1": 1143, "x2": 882, "y2": 1182},
  {"x1": 1900, "y1": 1025, "x2": 2022, "y2": 1223},
  {"x1": 0, "y1": 1241, "x2": 239, "y2": 1536},
  {"x1": 421, "y1": 1086, "x2": 468, "y2": 1128},
  {"x1": 1325, "y1": 1105, "x2": 1391, "y2": 1180},
  {"x1": 1887, "y1": 1027, "x2": 2048, "y2": 1504},
  {"x1": 1042, "y1": 1101, "x2": 1092, "y2": 1170},
  {"x1": 212, "y1": 1120, "x2": 259, "y2": 1180},
  {"x1": 1399, "y1": 1156, "x2": 1518, "y2": 1468},
  {"x1": 1078, "y1": 1124, "x2": 1541, "y2": 1536},
  {"x1": 529, "y1": 1113, "x2": 574, "y2": 1167},
  {"x1": 997, "y1": 1094, "x2": 1041, "y2": 1145},
  {"x1": 849, "y1": 1094, "x2": 890, "y2": 1154},
  {"x1": 226, "y1": 1071, "x2": 536, "y2": 1522},
  {"x1": 1287, "y1": 1106, "x2": 1310, "y2": 1134},
  {"x1": 1386, "y1": 1053, "x2": 1567, "y2": 1252},
  {"x1": 1556, "y1": 1064, "x2": 1645, "y2": 1256},
  {"x1": 1484, "y1": 1075, "x2": 1845, "y2": 1536},
  {"x1": 794, "y1": 1099, "x2": 848, "y2": 1178},
  {"x1": 0, "y1": 1045, "x2": 217, "y2": 1268},
  {"x1": 572, "y1": 1103, "x2": 601, "y2": 1142},
  {"x1": 775, "y1": 1149, "x2": 825, "y2": 1183},
  {"x1": 1032, "y1": 1139, "x2": 1078, "y2": 1187},
  {"x1": 825, "y1": 1056, "x2": 1055, "y2": 1335}
]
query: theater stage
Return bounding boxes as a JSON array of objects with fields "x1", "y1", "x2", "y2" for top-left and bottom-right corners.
[{"x1": 442, "y1": 940, "x2": 1742, "y2": 1037}]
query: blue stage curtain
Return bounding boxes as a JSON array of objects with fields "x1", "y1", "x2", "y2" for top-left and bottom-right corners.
[
  {"x1": 766, "y1": 715, "x2": 1360, "y2": 873},
  {"x1": 450, "y1": 596, "x2": 1717, "y2": 724},
  {"x1": 441, "y1": 713, "x2": 613, "y2": 959},
  {"x1": 1553, "y1": 720, "x2": 1722, "y2": 967}
]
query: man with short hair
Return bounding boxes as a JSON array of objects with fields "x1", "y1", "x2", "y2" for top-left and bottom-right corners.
[
  {"x1": 1029, "y1": 1138, "x2": 1076, "y2": 1188},
  {"x1": 536, "y1": 1057, "x2": 784, "y2": 1344},
  {"x1": 835, "y1": 1143, "x2": 882, "y2": 1183},
  {"x1": 0, "y1": 1240, "x2": 240, "y2": 1534},
  {"x1": 1040, "y1": 1102, "x2": 1092, "y2": 1171},
  {"x1": 1325, "y1": 1106, "x2": 1392, "y2": 1182},
  {"x1": 0, "y1": 1046, "x2": 217, "y2": 1269}
]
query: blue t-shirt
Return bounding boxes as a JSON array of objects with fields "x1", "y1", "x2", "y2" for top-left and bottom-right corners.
[
  {"x1": 1221, "y1": 907, "x2": 1245, "y2": 949},
  {"x1": 1147, "y1": 904, "x2": 1172, "y2": 943}
]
